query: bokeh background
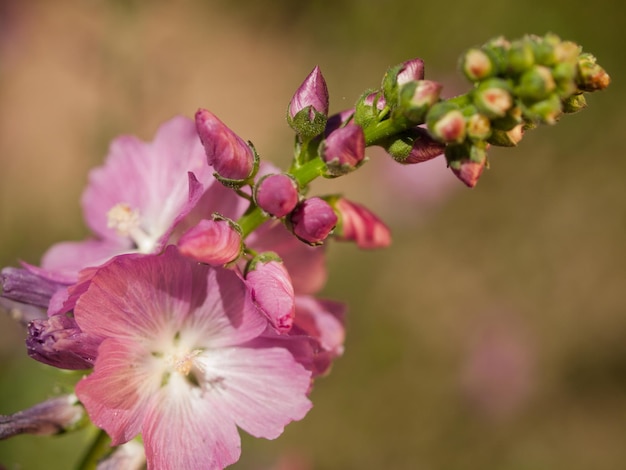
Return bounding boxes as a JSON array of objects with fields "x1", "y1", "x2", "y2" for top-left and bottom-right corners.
[{"x1": 0, "y1": 1, "x2": 624, "y2": 469}]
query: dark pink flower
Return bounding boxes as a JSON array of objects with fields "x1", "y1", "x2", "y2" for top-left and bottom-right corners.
[
  {"x1": 75, "y1": 247, "x2": 312, "y2": 469},
  {"x1": 195, "y1": 108, "x2": 256, "y2": 181},
  {"x1": 321, "y1": 124, "x2": 366, "y2": 176},
  {"x1": 288, "y1": 66, "x2": 329, "y2": 120}
]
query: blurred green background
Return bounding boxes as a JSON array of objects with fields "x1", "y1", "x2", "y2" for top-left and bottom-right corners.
[{"x1": 0, "y1": 0, "x2": 624, "y2": 469}]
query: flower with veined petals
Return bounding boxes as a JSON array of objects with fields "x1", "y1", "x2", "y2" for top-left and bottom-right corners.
[
  {"x1": 39, "y1": 116, "x2": 219, "y2": 282},
  {"x1": 74, "y1": 246, "x2": 312, "y2": 470}
]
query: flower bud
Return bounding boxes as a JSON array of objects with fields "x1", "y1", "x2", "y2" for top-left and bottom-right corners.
[
  {"x1": 505, "y1": 39, "x2": 535, "y2": 75},
  {"x1": 576, "y1": 53, "x2": 611, "y2": 92},
  {"x1": 460, "y1": 48, "x2": 496, "y2": 81},
  {"x1": 396, "y1": 79, "x2": 443, "y2": 124},
  {"x1": 426, "y1": 102, "x2": 466, "y2": 144},
  {"x1": 287, "y1": 66, "x2": 329, "y2": 139},
  {"x1": 245, "y1": 253, "x2": 295, "y2": 334},
  {"x1": 473, "y1": 78, "x2": 513, "y2": 118},
  {"x1": 561, "y1": 93, "x2": 587, "y2": 114},
  {"x1": 0, "y1": 395, "x2": 85, "y2": 439},
  {"x1": 523, "y1": 94, "x2": 563, "y2": 125},
  {"x1": 288, "y1": 197, "x2": 338, "y2": 245},
  {"x1": 446, "y1": 142, "x2": 488, "y2": 188},
  {"x1": 254, "y1": 173, "x2": 299, "y2": 218},
  {"x1": 1, "y1": 267, "x2": 61, "y2": 309},
  {"x1": 330, "y1": 197, "x2": 391, "y2": 249},
  {"x1": 354, "y1": 90, "x2": 386, "y2": 128},
  {"x1": 463, "y1": 106, "x2": 492, "y2": 141},
  {"x1": 517, "y1": 65, "x2": 556, "y2": 102},
  {"x1": 382, "y1": 58, "x2": 425, "y2": 105},
  {"x1": 321, "y1": 124, "x2": 366, "y2": 176},
  {"x1": 177, "y1": 216, "x2": 242, "y2": 266},
  {"x1": 27, "y1": 314, "x2": 100, "y2": 370},
  {"x1": 195, "y1": 108, "x2": 256, "y2": 182},
  {"x1": 325, "y1": 109, "x2": 355, "y2": 136},
  {"x1": 487, "y1": 124, "x2": 524, "y2": 147},
  {"x1": 378, "y1": 127, "x2": 445, "y2": 164}
]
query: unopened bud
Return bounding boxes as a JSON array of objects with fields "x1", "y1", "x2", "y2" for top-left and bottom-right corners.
[
  {"x1": 378, "y1": 127, "x2": 445, "y2": 164},
  {"x1": 245, "y1": 253, "x2": 295, "y2": 334},
  {"x1": 287, "y1": 66, "x2": 329, "y2": 139},
  {"x1": 463, "y1": 107, "x2": 492, "y2": 141},
  {"x1": 325, "y1": 109, "x2": 356, "y2": 136},
  {"x1": 321, "y1": 124, "x2": 366, "y2": 176},
  {"x1": 506, "y1": 39, "x2": 535, "y2": 75},
  {"x1": 382, "y1": 58, "x2": 425, "y2": 105},
  {"x1": 195, "y1": 108, "x2": 256, "y2": 182},
  {"x1": 460, "y1": 48, "x2": 496, "y2": 81},
  {"x1": 289, "y1": 197, "x2": 338, "y2": 245},
  {"x1": 576, "y1": 53, "x2": 611, "y2": 92},
  {"x1": 426, "y1": 102, "x2": 466, "y2": 144},
  {"x1": 473, "y1": 78, "x2": 513, "y2": 118},
  {"x1": 254, "y1": 173, "x2": 299, "y2": 218},
  {"x1": 177, "y1": 216, "x2": 242, "y2": 266},
  {"x1": 396, "y1": 79, "x2": 442, "y2": 123},
  {"x1": 487, "y1": 124, "x2": 524, "y2": 147},
  {"x1": 517, "y1": 65, "x2": 556, "y2": 102},
  {"x1": 330, "y1": 197, "x2": 391, "y2": 249},
  {"x1": 523, "y1": 94, "x2": 563, "y2": 124},
  {"x1": 354, "y1": 90, "x2": 386, "y2": 128},
  {"x1": 446, "y1": 142, "x2": 488, "y2": 188},
  {"x1": 530, "y1": 32, "x2": 561, "y2": 67},
  {"x1": 0, "y1": 395, "x2": 85, "y2": 440},
  {"x1": 561, "y1": 93, "x2": 587, "y2": 114}
]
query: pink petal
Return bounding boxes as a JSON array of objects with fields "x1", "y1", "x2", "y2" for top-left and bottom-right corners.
[
  {"x1": 76, "y1": 338, "x2": 159, "y2": 445},
  {"x1": 195, "y1": 346, "x2": 312, "y2": 439}
]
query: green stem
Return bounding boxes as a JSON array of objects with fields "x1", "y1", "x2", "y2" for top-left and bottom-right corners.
[
  {"x1": 363, "y1": 119, "x2": 404, "y2": 145},
  {"x1": 291, "y1": 156, "x2": 327, "y2": 187},
  {"x1": 77, "y1": 428, "x2": 111, "y2": 470},
  {"x1": 238, "y1": 205, "x2": 269, "y2": 239}
]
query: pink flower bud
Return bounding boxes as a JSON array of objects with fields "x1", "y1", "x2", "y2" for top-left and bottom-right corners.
[
  {"x1": 451, "y1": 160, "x2": 486, "y2": 188},
  {"x1": 321, "y1": 124, "x2": 366, "y2": 176},
  {"x1": 288, "y1": 66, "x2": 329, "y2": 120},
  {"x1": 289, "y1": 197, "x2": 338, "y2": 245},
  {"x1": 245, "y1": 255, "x2": 295, "y2": 334},
  {"x1": 396, "y1": 58, "x2": 426, "y2": 85},
  {"x1": 333, "y1": 198, "x2": 391, "y2": 249},
  {"x1": 177, "y1": 218, "x2": 242, "y2": 266},
  {"x1": 195, "y1": 108, "x2": 255, "y2": 180},
  {"x1": 254, "y1": 173, "x2": 299, "y2": 218}
]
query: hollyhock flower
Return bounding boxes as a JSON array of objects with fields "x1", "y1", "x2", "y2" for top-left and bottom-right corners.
[
  {"x1": 40, "y1": 116, "x2": 216, "y2": 282},
  {"x1": 74, "y1": 247, "x2": 312, "y2": 469}
]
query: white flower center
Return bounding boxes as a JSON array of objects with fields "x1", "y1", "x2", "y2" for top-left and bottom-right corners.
[{"x1": 106, "y1": 203, "x2": 154, "y2": 252}]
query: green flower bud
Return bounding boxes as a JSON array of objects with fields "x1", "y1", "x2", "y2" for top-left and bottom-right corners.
[
  {"x1": 462, "y1": 106, "x2": 491, "y2": 141},
  {"x1": 396, "y1": 79, "x2": 442, "y2": 124},
  {"x1": 473, "y1": 78, "x2": 513, "y2": 119},
  {"x1": 561, "y1": 93, "x2": 587, "y2": 114},
  {"x1": 487, "y1": 124, "x2": 524, "y2": 147},
  {"x1": 531, "y1": 32, "x2": 562, "y2": 66},
  {"x1": 506, "y1": 39, "x2": 535, "y2": 75},
  {"x1": 354, "y1": 89, "x2": 386, "y2": 128},
  {"x1": 426, "y1": 102, "x2": 466, "y2": 144},
  {"x1": 551, "y1": 62, "x2": 578, "y2": 98},
  {"x1": 576, "y1": 53, "x2": 611, "y2": 92},
  {"x1": 480, "y1": 36, "x2": 511, "y2": 75},
  {"x1": 517, "y1": 65, "x2": 556, "y2": 103},
  {"x1": 491, "y1": 106, "x2": 523, "y2": 131},
  {"x1": 523, "y1": 94, "x2": 562, "y2": 124},
  {"x1": 460, "y1": 48, "x2": 496, "y2": 81}
]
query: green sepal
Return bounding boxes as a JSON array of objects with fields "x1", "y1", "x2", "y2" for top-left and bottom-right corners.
[{"x1": 287, "y1": 106, "x2": 328, "y2": 140}]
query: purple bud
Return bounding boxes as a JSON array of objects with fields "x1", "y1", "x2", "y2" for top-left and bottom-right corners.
[
  {"x1": 288, "y1": 66, "x2": 329, "y2": 119},
  {"x1": 0, "y1": 395, "x2": 84, "y2": 439},
  {"x1": 332, "y1": 198, "x2": 391, "y2": 249},
  {"x1": 245, "y1": 254, "x2": 295, "y2": 334},
  {"x1": 177, "y1": 217, "x2": 242, "y2": 266},
  {"x1": 195, "y1": 108, "x2": 255, "y2": 181},
  {"x1": 254, "y1": 173, "x2": 299, "y2": 218},
  {"x1": 27, "y1": 314, "x2": 100, "y2": 370},
  {"x1": 363, "y1": 91, "x2": 387, "y2": 111},
  {"x1": 380, "y1": 127, "x2": 446, "y2": 164},
  {"x1": 1, "y1": 267, "x2": 61, "y2": 309},
  {"x1": 321, "y1": 124, "x2": 366, "y2": 176},
  {"x1": 289, "y1": 197, "x2": 338, "y2": 245},
  {"x1": 325, "y1": 109, "x2": 355, "y2": 136}
]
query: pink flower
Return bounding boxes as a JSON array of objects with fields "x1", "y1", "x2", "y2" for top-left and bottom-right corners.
[
  {"x1": 254, "y1": 173, "x2": 299, "y2": 218},
  {"x1": 177, "y1": 217, "x2": 243, "y2": 266},
  {"x1": 40, "y1": 116, "x2": 216, "y2": 281},
  {"x1": 75, "y1": 247, "x2": 312, "y2": 469},
  {"x1": 288, "y1": 197, "x2": 338, "y2": 245},
  {"x1": 332, "y1": 197, "x2": 391, "y2": 249}
]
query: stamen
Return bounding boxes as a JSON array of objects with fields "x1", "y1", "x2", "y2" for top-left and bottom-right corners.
[{"x1": 106, "y1": 203, "x2": 154, "y2": 252}]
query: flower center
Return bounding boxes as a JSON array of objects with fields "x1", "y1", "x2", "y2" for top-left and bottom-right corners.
[
  {"x1": 165, "y1": 348, "x2": 201, "y2": 377},
  {"x1": 106, "y1": 203, "x2": 154, "y2": 252}
]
